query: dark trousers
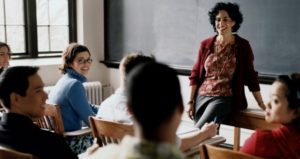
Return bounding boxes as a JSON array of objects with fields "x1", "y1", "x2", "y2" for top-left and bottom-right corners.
[{"x1": 193, "y1": 95, "x2": 233, "y2": 128}]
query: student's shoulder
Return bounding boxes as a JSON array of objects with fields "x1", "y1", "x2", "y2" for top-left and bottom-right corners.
[
  {"x1": 251, "y1": 129, "x2": 274, "y2": 142},
  {"x1": 39, "y1": 128, "x2": 63, "y2": 138}
]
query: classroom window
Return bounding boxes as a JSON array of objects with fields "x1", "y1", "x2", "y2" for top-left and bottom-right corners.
[{"x1": 0, "y1": 0, "x2": 76, "y2": 58}]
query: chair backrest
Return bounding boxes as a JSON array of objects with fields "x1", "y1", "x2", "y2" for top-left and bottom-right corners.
[
  {"x1": 89, "y1": 116, "x2": 134, "y2": 147},
  {"x1": 0, "y1": 146, "x2": 38, "y2": 159},
  {"x1": 200, "y1": 144, "x2": 265, "y2": 159},
  {"x1": 0, "y1": 108, "x2": 6, "y2": 118},
  {"x1": 34, "y1": 104, "x2": 65, "y2": 135}
]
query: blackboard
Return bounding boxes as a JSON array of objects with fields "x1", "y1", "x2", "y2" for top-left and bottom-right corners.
[{"x1": 104, "y1": 0, "x2": 300, "y2": 82}]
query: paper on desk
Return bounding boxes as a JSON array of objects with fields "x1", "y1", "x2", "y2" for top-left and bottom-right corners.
[{"x1": 176, "y1": 120, "x2": 199, "y2": 135}]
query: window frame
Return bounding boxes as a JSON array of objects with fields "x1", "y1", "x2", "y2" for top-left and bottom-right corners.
[{"x1": 11, "y1": 0, "x2": 77, "y2": 59}]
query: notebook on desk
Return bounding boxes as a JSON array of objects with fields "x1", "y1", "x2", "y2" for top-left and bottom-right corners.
[
  {"x1": 176, "y1": 120, "x2": 199, "y2": 135},
  {"x1": 184, "y1": 135, "x2": 226, "y2": 157}
]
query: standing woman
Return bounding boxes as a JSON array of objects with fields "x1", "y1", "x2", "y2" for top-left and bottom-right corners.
[
  {"x1": 0, "y1": 42, "x2": 11, "y2": 74},
  {"x1": 48, "y1": 43, "x2": 98, "y2": 154},
  {"x1": 187, "y1": 2, "x2": 265, "y2": 128},
  {"x1": 241, "y1": 73, "x2": 300, "y2": 159}
]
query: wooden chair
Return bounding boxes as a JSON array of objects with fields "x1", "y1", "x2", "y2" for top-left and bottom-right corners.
[
  {"x1": 34, "y1": 104, "x2": 91, "y2": 137},
  {"x1": 89, "y1": 116, "x2": 134, "y2": 147},
  {"x1": 0, "y1": 146, "x2": 39, "y2": 159},
  {"x1": 200, "y1": 144, "x2": 265, "y2": 159},
  {"x1": 0, "y1": 108, "x2": 5, "y2": 119}
]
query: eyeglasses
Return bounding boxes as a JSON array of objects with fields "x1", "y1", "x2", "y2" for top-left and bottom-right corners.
[{"x1": 77, "y1": 58, "x2": 93, "y2": 64}]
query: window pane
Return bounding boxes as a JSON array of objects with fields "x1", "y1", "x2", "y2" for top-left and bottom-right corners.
[
  {"x1": 49, "y1": 0, "x2": 68, "y2": 25},
  {"x1": 36, "y1": 0, "x2": 49, "y2": 25},
  {"x1": 7, "y1": 26, "x2": 25, "y2": 53},
  {"x1": 5, "y1": 0, "x2": 24, "y2": 25},
  {"x1": 50, "y1": 26, "x2": 68, "y2": 51},
  {"x1": 0, "y1": 0, "x2": 4, "y2": 25},
  {"x1": 0, "y1": 26, "x2": 5, "y2": 42},
  {"x1": 37, "y1": 26, "x2": 49, "y2": 52}
]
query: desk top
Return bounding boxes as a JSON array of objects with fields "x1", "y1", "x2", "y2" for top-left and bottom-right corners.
[{"x1": 184, "y1": 135, "x2": 226, "y2": 157}]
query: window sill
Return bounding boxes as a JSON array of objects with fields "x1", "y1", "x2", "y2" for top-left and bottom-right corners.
[{"x1": 10, "y1": 57, "x2": 62, "y2": 67}]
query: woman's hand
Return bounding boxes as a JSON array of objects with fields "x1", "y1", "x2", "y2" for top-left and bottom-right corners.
[{"x1": 187, "y1": 103, "x2": 195, "y2": 120}]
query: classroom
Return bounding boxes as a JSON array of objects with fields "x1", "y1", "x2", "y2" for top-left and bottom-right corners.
[{"x1": 1, "y1": 0, "x2": 300, "y2": 158}]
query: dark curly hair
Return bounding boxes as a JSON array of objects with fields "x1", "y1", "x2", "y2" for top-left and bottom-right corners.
[{"x1": 208, "y1": 2, "x2": 243, "y2": 33}]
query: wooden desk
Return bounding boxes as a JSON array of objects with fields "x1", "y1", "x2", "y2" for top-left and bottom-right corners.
[
  {"x1": 224, "y1": 108, "x2": 280, "y2": 151},
  {"x1": 184, "y1": 135, "x2": 226, "y2": 158}
]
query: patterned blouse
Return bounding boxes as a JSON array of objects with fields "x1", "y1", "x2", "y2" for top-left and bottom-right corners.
[{"x1": 199, "y1": 42, "x2": 236, "y2": 96}]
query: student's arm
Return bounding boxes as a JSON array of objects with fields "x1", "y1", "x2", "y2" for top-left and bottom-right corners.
[
  {"x1": 179, "y1": 122, "x2": 218, "y2": 151},
  {"x1": 68, "y1": 81, "x2": 96, "y2": 127}
]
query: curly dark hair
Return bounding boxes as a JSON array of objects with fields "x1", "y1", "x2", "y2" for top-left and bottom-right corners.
[{"x1": 208, "y1": 2, "x2": 243, "y2": 33}]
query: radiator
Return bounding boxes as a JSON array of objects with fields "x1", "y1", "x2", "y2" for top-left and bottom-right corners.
[
  {"x1": 83, "y1": 81, "x2": 102, "y2": 105},
  {"x1": 44, "y1": 81, "x2": 103, "y2": 105}
]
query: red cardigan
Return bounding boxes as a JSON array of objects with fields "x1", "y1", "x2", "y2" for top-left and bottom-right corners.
[
  {"x1": 189, "y1": 35, "x2": 260, "y2": 111},
  {"x1": 240, "y1": 125, "x2": 300, "y2": 159}
]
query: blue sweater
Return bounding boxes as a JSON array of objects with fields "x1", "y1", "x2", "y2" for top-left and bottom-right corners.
[{"x1": 48, "y1": 68, "x2": 98, "y2": 131}]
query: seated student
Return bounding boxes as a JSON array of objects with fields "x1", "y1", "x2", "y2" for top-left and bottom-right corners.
[
  {"x1": 0, "y1": 42, "x2": 11, "y2": 110},
  {"x1": 0, "y1": 42, "x2": 11, "y2": 74},
  {"x1": 97, "y1": 53, "x2": 218, "y2": 151},
  {"x1": 0, "y1": 66, "x2": 78, "y2": 159},
  {"x1": 88, "y1": 62, "x2": 217, "y2": 158},
  {"x1": 48, "y1": 43, "x2": 98, "y2": 154},
  {"x1": 97, "y1": 52, "x2": 155, "y2": 123},
  {"x1": 240, "y1": 73, "x2": 300, "y2": 159}
]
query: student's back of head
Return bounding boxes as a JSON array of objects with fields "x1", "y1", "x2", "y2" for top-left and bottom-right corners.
[
  {"x1": 126, "y1": 62, "x2": 183, "y2": 131},
  {"x1": 119, "y1": 52, "x2": 155, "y2": 85}
]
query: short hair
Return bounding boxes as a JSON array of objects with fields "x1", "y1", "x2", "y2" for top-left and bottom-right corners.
[
  {"x1": 119, "y1": 51, "x2": 155, "y2": 82},
  {"x1": 0, "y1": 42, "x2": 11, "y2": 54},
  {"x1": 59, "y1": 43, "x2": 90, "y2": 74},
  {"x1": 208, "y1": 2, "x2": 243, "y2": 33},
  {"x1": 126, "y1": 62, "x2": 183, "y2": 131},
  {"x1": 0, "y1": 66, "x2": 39, "y2": 109}
]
